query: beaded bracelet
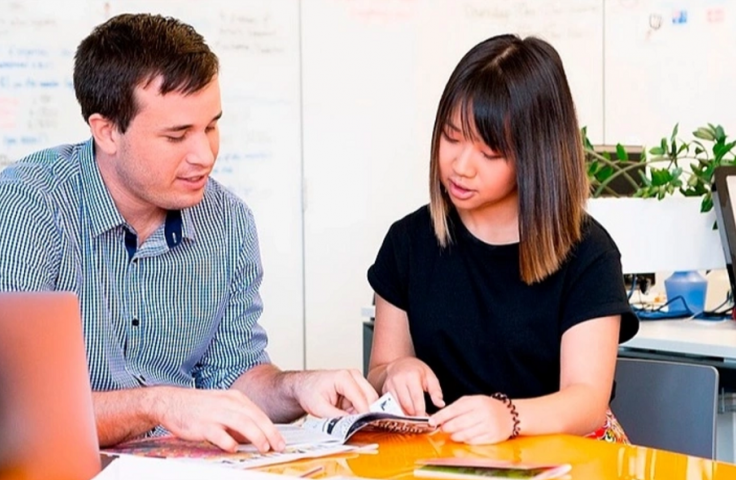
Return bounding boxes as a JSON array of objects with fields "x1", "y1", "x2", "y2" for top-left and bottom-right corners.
[{"x1": 491, "y1": 392, "x2": 521, "y2": 439}]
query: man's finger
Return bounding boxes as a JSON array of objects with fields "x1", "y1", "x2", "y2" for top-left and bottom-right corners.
[
  {"x1": 205, "y1": 427, "x2": 239, "y2": 453},
  {"x1": 223, "y1": 402, "x2": 285, "y2": 452},
  {"x1": 349, "y1": 369, "x2": 380, "y2": 406},
  {"x1": 313, "y1": 403, "x2": 351, "y2": 418},
  {"x1": 333, "y1": 371, "x2": 372, "y2": 413}
]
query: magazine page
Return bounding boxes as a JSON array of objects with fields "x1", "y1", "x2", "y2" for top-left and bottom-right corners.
[
  {"x1": 104, "y1": 435, "x2": 365, "y2": 470},
  {"x1": 301, "y1": 392, "x2": 436, "y2": 443},
  {"x1": 292, "y1": 393, "x2": 436, "y2": 445},
  {"x1": 262, "y1": 423, "x2": 342, "y2": 448}
]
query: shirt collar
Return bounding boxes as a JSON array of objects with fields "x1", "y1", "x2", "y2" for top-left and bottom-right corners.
[{"x1": 79, "y1": 138, "x2": 196, "y2": 242}]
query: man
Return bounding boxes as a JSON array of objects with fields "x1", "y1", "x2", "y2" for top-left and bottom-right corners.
[{"x1": 0, "y1": 13, "x2": 377, "y2": 453}]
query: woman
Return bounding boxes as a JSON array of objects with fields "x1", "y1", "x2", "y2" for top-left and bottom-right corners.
[{"x1": 366, "y1": 34, "x2": 638, "y2": 445}]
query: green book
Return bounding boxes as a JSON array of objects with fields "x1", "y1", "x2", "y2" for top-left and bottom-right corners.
[{"x1": 414, "y1": 458, "x2": 571, "y2": 480}]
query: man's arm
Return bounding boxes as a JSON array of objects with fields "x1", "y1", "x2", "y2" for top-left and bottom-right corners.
[
  {"x1": 231, "y1": 363, "x2": 379, "y2": 422},
  {"x1": 93, "y1": 385, "x2": 285, "y2": 452},
  {"x1": 93, "y1": 389, "x2": 158, "y2": 447}
]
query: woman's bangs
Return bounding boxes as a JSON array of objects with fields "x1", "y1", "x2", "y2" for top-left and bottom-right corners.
[{"x1": 470, "y1": 74, "x2": 511, "y2": 155}]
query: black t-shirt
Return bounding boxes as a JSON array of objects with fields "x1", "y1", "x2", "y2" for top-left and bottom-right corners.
[{"x1": 367, "y1": 205, "x2": 638, "y2": 409}]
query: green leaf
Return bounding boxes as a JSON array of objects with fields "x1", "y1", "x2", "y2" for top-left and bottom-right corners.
[
  {"x1": 649, "y1": 146, "x2": 665, "y2": 156},
  {"x1": 650, "y1": 168, "x2": 672, "y2": 186},
  {"x1": 694, "y1": 128, "x2": 715, "y2": 141},
  {"x1": 598, "y1": 165, "x2": 614, "y2": 181},
  {"x1": 670, "y1": 123, "x2": 679, "y2": 142},
  {"x1": 716, "y1": 125, "x2": 725, "y2": 141},
  {"x1": 701, "y1": 194, "x2": 714, "y2": 213},
  {"x1": 616, "y1": 144, "x2": 628, "y2": 161}
]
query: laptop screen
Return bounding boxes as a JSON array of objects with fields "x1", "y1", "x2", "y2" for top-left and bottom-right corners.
[
  {"x1": 711, "y1": 166, "x2": 736, "y2": 313},
  {"x1": 0, "y1": 292, "x2": 100, "y2": 480}
]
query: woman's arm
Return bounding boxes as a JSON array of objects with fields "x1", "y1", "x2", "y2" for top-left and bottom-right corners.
[
  {"x1": 430, "y1": 314, "x2": 621, "y2": 442},
  {"x1": 367, "y1": 294, "x2": 444, "y2": 416},
  {"x1": 513, "y1": 314, "x2": 621, "y2": 436},
  {"x1": 366, "y1": 294, "x2": 415, "y2": 392}
]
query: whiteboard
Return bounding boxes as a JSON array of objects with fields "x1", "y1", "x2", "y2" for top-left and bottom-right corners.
[
  {"x1": 0, "y1": 0, "x2": 304, "y2": 369},
  {"x1": 301, "y1": 0, "x2": 605, "y2": 369},
  {"x1": 4, "y1": 0, "x2": 734, "y2": 372},
  {"x1": 605, "y1": 0, "x2": 736, "y2": 146}
]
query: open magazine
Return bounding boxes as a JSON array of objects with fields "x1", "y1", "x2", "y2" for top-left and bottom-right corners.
[
  {"x1": 238, "y1": 393, "x2": 437, "y2": 452},
  {"x1": 106, "y1": 394, "x2": 432, "y2": 470}
]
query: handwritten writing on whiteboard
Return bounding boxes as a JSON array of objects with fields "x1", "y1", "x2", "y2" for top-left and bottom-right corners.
[
  {"x1": 216, "y1": 11, "x2": 287, "y2": 55},
  {"x1": 332, "y1": 0, "x2": 419, "y2": 23},
  {"x1": 462, "y1": 0, "x2": 600, "y2": 40},
  {"x1": 0, "y1": 0, "x2": 99, "y2": 160}
]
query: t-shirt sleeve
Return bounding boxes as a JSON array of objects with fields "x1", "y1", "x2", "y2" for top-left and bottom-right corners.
[
  {"x1": 560, "y1": 235, "x2": 639, "y2": 344},
  {"x1": 367, "y1": 220, "x2": 410, "y2": 311}
]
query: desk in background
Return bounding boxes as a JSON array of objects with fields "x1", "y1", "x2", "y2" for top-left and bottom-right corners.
[
  {"x1": 360, "y1": 308, "x2": 736, "y2": 462},
  {"x1": 259, "y1": 431, "x2": 736, "y2": 480},
  {"x1": 621, "y1": 318, "x2": 736, "y2": 363},
  {"x1": 361, "y1": 306, "x2": 736, "y2": 376}
]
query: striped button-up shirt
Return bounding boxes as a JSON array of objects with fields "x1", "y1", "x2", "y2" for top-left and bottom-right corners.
[{"x1": 0, "y1": 139, "x2": 270, "y2": 392}]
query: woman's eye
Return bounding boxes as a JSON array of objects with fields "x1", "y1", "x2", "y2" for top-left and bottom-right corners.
[{"x1": 442, "y1": 130, "x2": 459, "y2": 143}]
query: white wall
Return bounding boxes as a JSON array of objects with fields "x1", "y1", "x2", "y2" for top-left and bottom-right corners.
[{"x1": 3, "y1": 0, "x2": 735, "y2": 370}]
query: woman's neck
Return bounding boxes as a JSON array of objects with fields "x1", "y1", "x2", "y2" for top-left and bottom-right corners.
[{"x1": 456, "y1": 195, "x2": 519, "y2": 245}]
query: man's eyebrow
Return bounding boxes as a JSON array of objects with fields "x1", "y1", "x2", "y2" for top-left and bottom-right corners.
[{"x1": 160, "y1": 111, "x2": 223, "y2": 133}]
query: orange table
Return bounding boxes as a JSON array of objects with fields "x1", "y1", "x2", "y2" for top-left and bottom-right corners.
[{"x1": 259, "y1": 432, "x2": 736, "y2": 480}]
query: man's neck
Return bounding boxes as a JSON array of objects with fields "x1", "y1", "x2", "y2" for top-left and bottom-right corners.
[
  {"x1": 125, "y1": 208, "x2": 168, "y2": 245},
  {"x1": 96, "y1": 157, "x2": 167, "y2": 244}
]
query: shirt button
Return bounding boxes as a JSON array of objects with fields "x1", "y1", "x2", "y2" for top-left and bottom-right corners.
[{"x1": 132, "y1": 318, "x2": 140, "y2": 327}]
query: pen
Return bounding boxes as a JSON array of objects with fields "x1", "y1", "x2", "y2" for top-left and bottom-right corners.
[{"x1": 299, "y1": 466, "x2": 325, "y2": 478}]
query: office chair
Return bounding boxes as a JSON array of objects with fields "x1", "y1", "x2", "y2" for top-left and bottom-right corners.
[{"x1": 611, "y1": 357, "x2": 719, "y2": 459}]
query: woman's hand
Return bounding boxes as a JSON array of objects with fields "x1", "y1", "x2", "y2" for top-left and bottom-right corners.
[
  {"x1": 430, "y1": 395, "x2": 514, "y2": 444},
  {"x1": 382, "y1": 357, "x2": 444, "y2": 416}
]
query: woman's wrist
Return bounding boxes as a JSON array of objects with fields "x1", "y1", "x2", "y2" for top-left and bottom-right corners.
[{"x1": 491, "y1": 392, "x2": 521, "y2": 438}]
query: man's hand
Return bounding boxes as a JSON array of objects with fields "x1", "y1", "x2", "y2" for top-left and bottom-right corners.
[
  {"x1": 149, "y1": 386, "x2": 285, "y2": 453},
  {"x1": 290, "y1": 369, "x2": 379, "y2": 418}
]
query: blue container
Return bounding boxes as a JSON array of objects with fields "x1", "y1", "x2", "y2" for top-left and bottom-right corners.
[{"x1": 664, "y1": 271, "x2": 708, "y2": 315}]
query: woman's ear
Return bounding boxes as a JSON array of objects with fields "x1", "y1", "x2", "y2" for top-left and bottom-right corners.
[{"x1": 88, "y1": 114, "x2": 119, "y2": 156}]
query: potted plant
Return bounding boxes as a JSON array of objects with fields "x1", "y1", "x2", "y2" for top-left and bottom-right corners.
[
  {"x1": 584, "y1": 123, "x2": 736, "y2": 214},
  {"x1": 582, "y1": 124, "x2": 736, "y2": 274}
]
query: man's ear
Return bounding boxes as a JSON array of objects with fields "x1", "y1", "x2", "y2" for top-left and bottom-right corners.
[{"x1": 88, "y1": 114, "x2": 120, "y2": 155}]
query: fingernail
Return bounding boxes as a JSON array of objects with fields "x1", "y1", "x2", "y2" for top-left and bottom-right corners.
[{"x1": 278, "y1": 440, "x2": 286, "y2": 451}]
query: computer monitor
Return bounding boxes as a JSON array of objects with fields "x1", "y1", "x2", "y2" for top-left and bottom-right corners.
[
  {"x1": 0, "y1": 292, "x2": 101, "y2": 480},
  {"x1": 711, "y1": 166, "x2": 736, "y2": 316}
]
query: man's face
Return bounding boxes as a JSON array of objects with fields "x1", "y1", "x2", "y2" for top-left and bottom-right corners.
[{"x1": 112, "y1": 75, "x2": 222, "y2": 212}]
